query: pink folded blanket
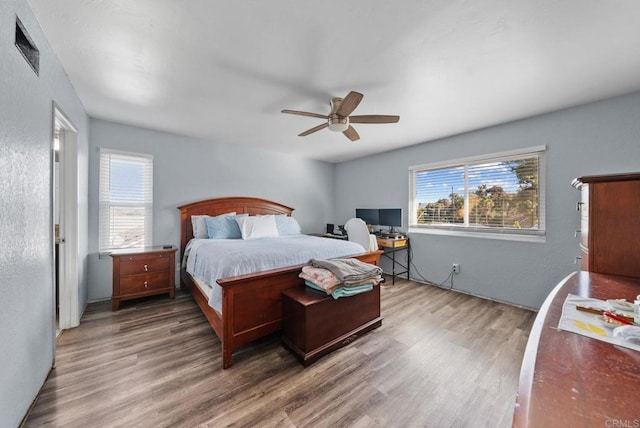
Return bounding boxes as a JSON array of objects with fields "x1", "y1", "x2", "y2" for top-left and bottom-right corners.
[{"x1": 300, "y1": 266, "x2": 341, "y2": 294}]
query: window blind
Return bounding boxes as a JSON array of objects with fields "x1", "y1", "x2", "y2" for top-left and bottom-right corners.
[
  {"x1": 410, "y1": 148, "x2": 545, "y2": 235},
  {"x1": 99, "y1": 149, "x2": 153, "y2": 253}
]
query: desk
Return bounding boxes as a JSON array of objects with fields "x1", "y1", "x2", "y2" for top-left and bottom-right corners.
[
  {"x1": 376, "y1": 237, "x2": 410, "y2": 285},
  {"x1": 513, "y1": 271, "x2": 640, "y2": 427}
]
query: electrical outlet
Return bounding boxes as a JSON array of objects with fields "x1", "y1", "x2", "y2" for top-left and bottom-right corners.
[{"x1": 452, "y1": 263, "x2": 460, "y2": 274}]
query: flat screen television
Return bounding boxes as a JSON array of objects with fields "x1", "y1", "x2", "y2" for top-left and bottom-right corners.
[
  {"x1": 379, "y1": 208, "x2": 402, "y2": 229},
  {"x1": 355, "y1": 208, "x2": 379, "y2": 226}
]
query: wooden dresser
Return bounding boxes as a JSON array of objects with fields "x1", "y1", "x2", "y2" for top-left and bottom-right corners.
[
  {"x1": 514, "y1": 172, "x2": 640, "y2": 426},
  {"x1": 572, "y1": 172, "x2": 640, "y2": 278},
  {"x1": 111, "y1": 246, "x2": 177, "y2": 310}
]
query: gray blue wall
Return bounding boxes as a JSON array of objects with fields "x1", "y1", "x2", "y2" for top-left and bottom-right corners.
[
  {"x1": 0, "y1": 1, "x2": 89, "y2": 425},
  {"x1": 335, "y1": 92, "x2": 640, "y2": 309},
  {"x1": 87, "y1": 119, "x2": 336, "y2": 300}
]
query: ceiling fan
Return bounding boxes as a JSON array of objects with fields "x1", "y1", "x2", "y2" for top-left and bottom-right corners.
[{"x1": 281, "y1": 91, "x2": 399, "y2": 142}]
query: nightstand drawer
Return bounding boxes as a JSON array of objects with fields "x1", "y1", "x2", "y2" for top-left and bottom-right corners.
[
  {"x1": 119, "y1": 254, "x2": 170, "y2": 276},
  {"x1": 119, "y1": 272, "x2": 170, "y2": 295}
]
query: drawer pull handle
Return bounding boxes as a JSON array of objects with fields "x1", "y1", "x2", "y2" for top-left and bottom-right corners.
[
  {"x1": 144, "y1": 281, "x2": 148, "y2": 288},
  {"x1": 144, "y1": 264, "x2": 148, "y2": 271},
  {"x1": 576, "y1": 202, "x2": 584, "y2": 211},
  {"x1": 574, "y1": 229, "x2": 581, "y2": 238},
  {"x1": 574, "y1": 256, "x2": 582, "y2": 265}
]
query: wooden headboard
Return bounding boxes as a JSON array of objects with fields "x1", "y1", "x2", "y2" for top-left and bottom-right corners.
[{"x1": 177, "y1": 196, "x2": 294, "y2": 258}]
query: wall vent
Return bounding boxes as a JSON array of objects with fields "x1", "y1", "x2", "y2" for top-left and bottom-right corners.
[{"x1": 15, "y1": 16, "x2": 39, "y2": 76}]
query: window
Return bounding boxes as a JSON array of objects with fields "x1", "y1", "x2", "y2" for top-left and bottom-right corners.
[
  {"x1": 99, "y1": 149, "x2": 153, "y2": 253},
  {"x1": 409, "y1": 146, "x2": 545, "y2": 240}
]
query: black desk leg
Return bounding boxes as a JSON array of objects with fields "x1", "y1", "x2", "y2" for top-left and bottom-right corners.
[
  {"x1": 392, "y1": 247, "x2": 396, "y2": 285},
  {"x1": 407, "y1": 240, "x2": 410, "y2": 281}
]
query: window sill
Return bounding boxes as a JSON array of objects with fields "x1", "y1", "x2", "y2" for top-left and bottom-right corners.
[{"x1": 408, "y1": 227, "x2": 546, "y2": 243}]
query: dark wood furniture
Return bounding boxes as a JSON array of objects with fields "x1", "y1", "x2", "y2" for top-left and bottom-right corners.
[
  {"x1": 513, "y1": 271, "x2": 640, "y2": 427},
  {"x1": 281, "y1": 286, "x2": 382, "y2": 366},
  {"x1": 572, "y1": 172, "x2": 640, "y2": 278},
  {"x1": 111, "y1": 246, "x2": 177, "y2": 311},
  {"x1": 515, "y1": 173, "x2": 640, "y2": 425},
  {"x1": 178, "y1": 197, "x2": 382, "y2": 369},
  {"x1": 377, "y1": 236, "x2": 410, "y2": 285}
]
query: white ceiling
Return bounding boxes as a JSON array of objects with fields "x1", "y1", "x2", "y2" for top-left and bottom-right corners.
[{"x1": 28, "y1": 0, "x2": 640, "y2": 163}]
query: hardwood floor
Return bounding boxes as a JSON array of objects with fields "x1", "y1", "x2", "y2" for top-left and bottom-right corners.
[{"x1": 25, "y1": 278, "x2": 535, "y2": 428}]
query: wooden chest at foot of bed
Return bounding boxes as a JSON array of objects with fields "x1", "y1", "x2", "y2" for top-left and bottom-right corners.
[{"x1": 281, "y1": 285, "x2": 382, "y2": 366}]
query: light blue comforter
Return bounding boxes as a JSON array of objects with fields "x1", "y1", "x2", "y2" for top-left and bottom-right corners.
[{"x1": 185, "y1": 235, "x2": 365, "y2": 312}]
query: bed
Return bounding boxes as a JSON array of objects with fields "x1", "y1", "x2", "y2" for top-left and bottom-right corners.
[{"x1": 178, "y1": 196, "x2": 382, "y2": 369}]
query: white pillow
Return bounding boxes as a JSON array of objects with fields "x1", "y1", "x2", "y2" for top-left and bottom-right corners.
[
  {"x1": 192, "y1": 212, "x2": 235, "y2": 239},
  {"x1": 235, "y1": 215, "x2": 279, "y2": 240}
]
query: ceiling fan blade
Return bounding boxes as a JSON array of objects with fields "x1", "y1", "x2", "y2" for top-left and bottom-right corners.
[
  {"x1": 342, "y1": 126, "x2": 360, "y2": 141},
  {"x1": 299, "y1": 122, "x2": 328, "y2": 136},
  {"x1": 282, "y1": 109, "x2": 329, "y2": 120},
  {"x1": 336, "y1": 91, "x2": 364, "y2": 117},
  {"x1": 349, "y1": 115, "x2": 400, "y2": 124}
]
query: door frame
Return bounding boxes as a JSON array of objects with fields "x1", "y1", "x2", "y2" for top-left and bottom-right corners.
[{"x1": 52, "y1": 103, "x2": 80, "y2": 336}]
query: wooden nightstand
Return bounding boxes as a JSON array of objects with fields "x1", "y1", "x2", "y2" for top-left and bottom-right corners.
[{"x1": 110, "y1": 246, "x2": 177, "y2": 310}]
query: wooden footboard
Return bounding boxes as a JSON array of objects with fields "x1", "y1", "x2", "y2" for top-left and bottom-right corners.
[{"x1": 181, "y1": 250, "x2": 381, "y2": 369}]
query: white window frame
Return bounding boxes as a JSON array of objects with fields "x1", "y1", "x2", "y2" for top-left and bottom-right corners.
[
  {"x1": 408, "y1": 146, "x2": 546, "y2": 242},
  {"x1": 99, "y1": 149, "x2": 153, "y2": 254}
]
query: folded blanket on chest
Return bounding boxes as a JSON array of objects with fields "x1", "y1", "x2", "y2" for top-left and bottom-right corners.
[
  {"x1": 300, "y1": 265, "x2": 382, "y2": 294},
  {"x1": 305, "y1": 280, "x2": 374, "y2": 299},
  {"x1": 310, "y1": 258, "x2": 383, "y2": 284}
]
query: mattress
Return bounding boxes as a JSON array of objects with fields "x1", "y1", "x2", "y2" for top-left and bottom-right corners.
[
  {"x1": 191, "y1": 275, "x2": 213, "y2": 304},
  {"x1": 184, "y1": 235, "x2": 365, "y2": 313}
]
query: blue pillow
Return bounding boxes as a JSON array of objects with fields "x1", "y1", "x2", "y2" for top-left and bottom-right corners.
[
  {"x1": 275, "y1": 215, "x2": 302, "y2": 235},
  {"x1": 205, "y1": 214, "x2": 246, "y2": 239}
]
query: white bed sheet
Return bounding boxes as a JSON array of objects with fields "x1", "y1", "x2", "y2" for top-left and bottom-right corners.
[
  {"x1": 184, "y1": 235, "x2": 365, "y2": 313},
  {"x1": 191, "y1": 275, "x2": 213, "y2": 304}
]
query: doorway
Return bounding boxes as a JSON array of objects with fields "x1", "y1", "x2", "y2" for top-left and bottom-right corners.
[
  {"x1": 54, "y1": 121, "x2": 61, "y2": 335},
  {"x1": 52, "y1": 104, "x2": 80, "y2": 339}
]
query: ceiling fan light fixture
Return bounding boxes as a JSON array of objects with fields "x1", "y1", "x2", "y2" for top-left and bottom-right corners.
[{"x1": 328, "y1": 116, "x2": 349, "y2": 132}]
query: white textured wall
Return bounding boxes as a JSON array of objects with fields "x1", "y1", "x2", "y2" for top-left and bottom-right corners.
[
  {"x1": 335, "y1": 91, "x2": 640, "y2": 309},
  {"x1": 0, "y1": 1, "x2": 89, "y2": 425},
  {"x1": 87, "y1": 119, "x2": 336, "y2": 301}
]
